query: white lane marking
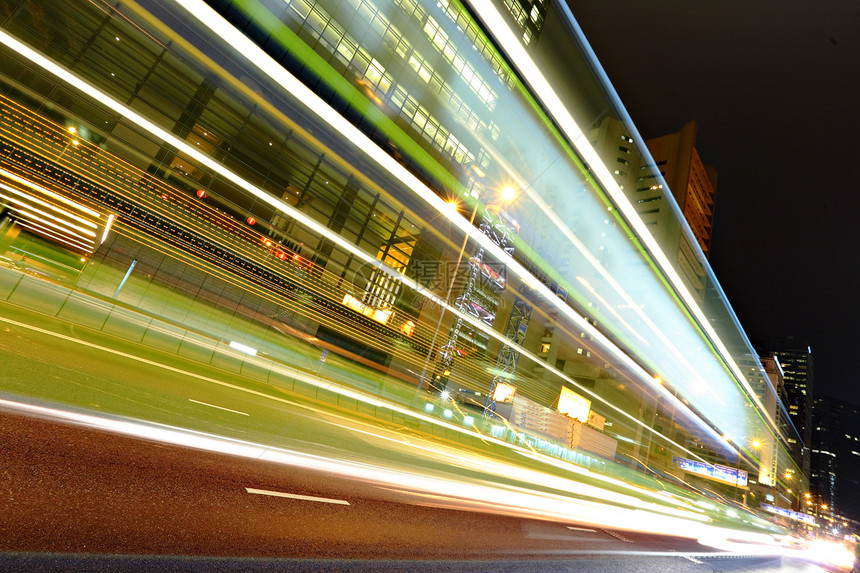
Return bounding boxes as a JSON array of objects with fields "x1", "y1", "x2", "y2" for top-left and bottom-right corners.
[
  {"x1": 245, "y1": 487, "x2": 350, "y2": 505},
  {"x1": 601, "y1": 529, "x2": 634, "y2": 543},
  {"x1": 189, "y1": 398, "x2": 248, "y2": 416},
  {"x1": 567, "y1": 526, "x2": 597, "y2": 532}
]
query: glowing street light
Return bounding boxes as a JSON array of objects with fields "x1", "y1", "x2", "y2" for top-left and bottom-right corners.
[{"x1": 500, "y1": 186, "x2": 515, "y2": 202}]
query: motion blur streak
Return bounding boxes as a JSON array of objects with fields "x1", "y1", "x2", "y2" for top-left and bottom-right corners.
[
  {"x1": 0, "y1": 15, "x2": 726, "y2": 466},
  {"x1": 169, "y1": 0, "x2": 723, "y2": 460},
  {"x1": 0, "y1": 395, "x2": 813, "y2": 562},
  {"x1": 464, "y1": 0, "x2": 774, "y2": 435},
  {"x1": 0, "y1": 313, "x2": 706, "y2": 511},
  {"x1": 698, "y1": 533, "x2": 855, "y2": 569}
]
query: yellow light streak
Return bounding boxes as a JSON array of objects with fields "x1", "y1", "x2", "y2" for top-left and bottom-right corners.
[
  {"x1": 0, "y1": 165, "x2": 101, "y2": 217},
  {"x1": 0, "y1": 177, "x2": 98, "y2": 229},
  {"x1": 16, "y1": 221, "x2": 94, "y2": 251},
  {"x1": 0, "y1": 19, "x2": 720, "y2": 461},
  {"x1": 6, "y1": 206, "x2": 96, "y2": 244},
  {"x1": 0, "y1": 190, "x2": 97, "y2": 237}
]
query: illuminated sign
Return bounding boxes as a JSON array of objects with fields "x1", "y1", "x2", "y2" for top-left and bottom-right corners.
[
  {"x1": 341, "y1": 294, "x2": 392, "y2": 325},
  {"x1": 761, "y1": 504, "x2": 816, "y2": 526},
  {"x1": 492, "y1": 382, "x2": 517, "y2": 403},
  {"x1": 558, "y1": 386, "x2": 591, "y2": 422},
  {"x1": 672, "y1": 456, "x2": 748, "y2": 487}
]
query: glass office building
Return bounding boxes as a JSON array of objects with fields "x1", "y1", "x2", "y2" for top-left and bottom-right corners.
[{"x1": 0, "y1": 0, "x2": 803, "y2": 502}]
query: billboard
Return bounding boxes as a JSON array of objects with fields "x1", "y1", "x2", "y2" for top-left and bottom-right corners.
[
  {"x1": 492, "y1": 382, "x2": 517, "y2": 403},
  {"x1": 761, "y1": 504, "x2": 816, "y2": 526},
  {"x1": 558, "y1": 386, "x2": 591, "y2": 422},
  {"x1": 672, "y1": 456, "x2": 748, "y2": 486}
]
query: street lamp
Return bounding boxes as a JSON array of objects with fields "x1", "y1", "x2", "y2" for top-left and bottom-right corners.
[{"x1": 417, "y1": 186, "x2": 516, "y2": 394}]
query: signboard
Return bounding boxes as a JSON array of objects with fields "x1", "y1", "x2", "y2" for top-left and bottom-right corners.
[
  {"x1": 672, "y1": 456, "x2": 748, "y2": 486},
  {"x1": 761, "y1": 504, "x2": 816, "y2": 526},
  {"x1": 342, "y1": 294, "x2": 392, "y2": 324},
  {"x1": 558, "y1": 386, "x2": 591, "y2": 422},
  {"x1": 492, "y1": 382, "x2": 517, "y2": 403}
]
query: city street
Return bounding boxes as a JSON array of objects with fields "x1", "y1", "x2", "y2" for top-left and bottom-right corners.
[
  {"x1": 0, "y1": 409, "x2": 804, "y2": 572},
  {"x1": 0, "y1": 299, "x2": 837, "y2": 572}
]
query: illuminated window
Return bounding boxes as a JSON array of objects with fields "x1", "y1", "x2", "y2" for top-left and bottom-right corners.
[
  {"x1": 362, "y1": 217, "x2": 416, "y2": 309},
  {"x1": 168, "y1": 124, "x2": 221, "y2": 182},
  {"x1": 283, "y1": 0, "x2": 480, "y2": 166}
]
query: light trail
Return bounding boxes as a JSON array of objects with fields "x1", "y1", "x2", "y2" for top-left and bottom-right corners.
[
  {"x1": 464, "y1": 0, "x2": 778, "y2": 444},
  {"x1": 1, "y1": 395, "x2": 843, "y2": 569},
  {"x1": 0, "y1": 312, "x2": 722, "y2": 514},
  {"x1": 0, "y1": 165, "x2": 101, "y2": 217},
  {"x1": 161, "y1": 0, "x2": 732, "y2": 453},
  {"x1": 0, "y1": 17, "x2": 728, "y2": 463},
  {"x1": 0, "y1": 398, "x2": 723, "y2": 531}
]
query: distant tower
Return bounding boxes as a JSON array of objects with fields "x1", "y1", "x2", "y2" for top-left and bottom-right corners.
[
  {"x1": 589, "y1": 119, "x2": 717, "y2": 301},
  {"x1": 644, "y1": 121, "x2": 718, "y2": 258},
  {"x1": 774, "y1": 344, "x2": 815, "y2": 477},
  {"x1": 811, "y1": 396, "x2": 860, "y2": 524}
]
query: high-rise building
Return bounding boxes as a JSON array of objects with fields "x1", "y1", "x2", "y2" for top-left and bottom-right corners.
[
  {"x1": 811, "y1": 396, "x2": 860, "y2": 525},
  {"x1": 644, "y1": 121, "x2": 717, "y2": 258},
  {"x1": 774, "y1": 345, "x2": 814, "y2": 476},
  {"x1": 0, "y1": 0, "x2": 800, "y2": 509},
  {"x1": 589, "y1": 119, "x2": 716, "y2": 302}
]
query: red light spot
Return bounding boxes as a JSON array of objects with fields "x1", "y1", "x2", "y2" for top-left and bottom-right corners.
[
  {"x1": 246, "y1": 216, "x2": 256, "y2": 225},
  {"x1": 196, "y1": 189, "x2": 207, "y2": 199}
]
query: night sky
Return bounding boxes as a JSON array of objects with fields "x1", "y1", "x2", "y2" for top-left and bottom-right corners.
[{"x1": 568, "y1": 0, "x2": 860, "y2": 405}]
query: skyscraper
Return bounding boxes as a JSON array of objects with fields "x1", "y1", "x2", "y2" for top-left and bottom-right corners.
[
  {"x1": 811, "y1": 396, "x2": 860, "y2": 525},
  {"x1": 589, "y1": 119, "x2": 717, "y2": 302},
  {"x1": 775, "y1": 345, "x2": 814, "y2": 477},
  {"x1": 644, "y1": 121, "x2": 717, "y2": 258}
]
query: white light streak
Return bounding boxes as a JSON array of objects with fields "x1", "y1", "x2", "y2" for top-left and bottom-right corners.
[
  {"x1": 464, "y1": 0, "x2": 777, "y2": 443},
  {"x1": 0, "y1": 397, "x2": 764, "y2": 543},
  {"x1": 0, "y1": 166, "x2": 101, "y2": 217},
  {"x1": 0, "y1": 175, "x2": 99, "y2": 228},
  {"x1": 15, "y1": 221, "x2": 95, "y2": 251},
  {"x1": 100, "y1": 213, "x2": 115, "y2": 244},
  {"x1": 0, "y1": 18, "x2": 720, "y2": 458},
  {"x1": 1, "y1": 191, "x2": 97, "y2": 237},
  {"x1": 228, "y1": 340, "x2": 258, "y2": 356}
]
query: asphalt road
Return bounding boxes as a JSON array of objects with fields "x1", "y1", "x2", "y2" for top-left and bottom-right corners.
[{"x1": 0, "y1": 410, "x2": 819, "y2": 572}]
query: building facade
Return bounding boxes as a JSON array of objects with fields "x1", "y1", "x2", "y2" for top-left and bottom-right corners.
[
  {"x1": 811, "y1": 396, "x2": 860, "y2": 526},
  {"x1": 0, "y1": 0, "x2": 801, "y2": 509},
  {"x1": 589, "y1": 118, "x2": 716, "y2": 303},
  {"x1": 774, "y1": 345, "x2": 814, "y2": 477}
]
